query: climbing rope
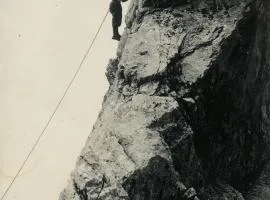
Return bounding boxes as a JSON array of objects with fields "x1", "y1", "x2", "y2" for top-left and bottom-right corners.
[{"x1": 0, "y1": 9, "x2": 109, "y2": 200}]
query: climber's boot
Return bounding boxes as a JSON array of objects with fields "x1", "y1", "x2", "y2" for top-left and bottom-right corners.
[
  {"x1": 112, "y1": 34, "x2": 121, "y2": 41},
  {"x1": 112, "y1": 25, "x2": 121, "y2": 41}
]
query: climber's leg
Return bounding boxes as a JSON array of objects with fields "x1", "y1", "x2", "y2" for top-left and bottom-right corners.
[
  {"x1": 112, "y1": 17, "x2": 121, "y2": 41},
  {"x1": 112, "y1": 24, "x2": 121, "y2": 41}
]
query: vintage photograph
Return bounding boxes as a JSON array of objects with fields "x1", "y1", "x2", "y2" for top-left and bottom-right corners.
[{"x1": 1, "y1": 0, "x2": 270, "y2": 200}]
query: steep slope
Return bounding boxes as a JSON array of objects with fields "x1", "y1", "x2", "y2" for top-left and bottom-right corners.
[{"x1": 59, "y1": 0, "x2": 270, "y2": 199}]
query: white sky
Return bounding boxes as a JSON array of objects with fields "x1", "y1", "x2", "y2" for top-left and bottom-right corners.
[{"x1": 0, "y1": 1, "x2": 128, "y2": 199}]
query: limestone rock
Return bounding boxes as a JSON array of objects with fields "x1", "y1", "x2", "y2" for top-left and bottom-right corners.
[{"x1": 60, "y1": 0, "x2": 270, "y2": 199}]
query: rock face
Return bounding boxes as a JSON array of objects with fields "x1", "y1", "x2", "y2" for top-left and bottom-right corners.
[{"x1": 59, "y1": 0, "x2": 270, "y2": 199}]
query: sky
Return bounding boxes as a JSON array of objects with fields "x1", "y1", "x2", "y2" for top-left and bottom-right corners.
[{"x1": 0, "y1": 0, "x2": 128, "y2": 199}]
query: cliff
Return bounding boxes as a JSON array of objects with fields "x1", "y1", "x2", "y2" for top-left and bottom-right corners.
[{"x1": 59, "y1": 0, "x2": 270, "y2": 199}]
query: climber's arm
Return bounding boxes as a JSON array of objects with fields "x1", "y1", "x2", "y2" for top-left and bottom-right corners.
[{"x1": 109, "y1": 2, "x2": 118, "y2": 14}]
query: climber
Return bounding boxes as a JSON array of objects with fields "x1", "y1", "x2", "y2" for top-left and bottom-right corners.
[{"x1": 109, "y1": 0, "x2": 128, "y2": 41}]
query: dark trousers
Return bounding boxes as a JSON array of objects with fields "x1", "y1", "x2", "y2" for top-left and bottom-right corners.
[
  {"x1": 113, "y1": 24, "x2": 119, "y2": 37},
  {"x1": 112, "y1": 14, "x2": 122, "y2": 37}
]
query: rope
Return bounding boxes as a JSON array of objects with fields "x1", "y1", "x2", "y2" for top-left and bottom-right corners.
[{"x1": 0, "y1": 10, "x2": 109, "y2": 200}]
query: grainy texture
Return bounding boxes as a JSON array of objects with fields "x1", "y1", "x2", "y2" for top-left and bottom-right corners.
[{"x1": 60, "y1": 0, "x2": 270, "y2": 199}]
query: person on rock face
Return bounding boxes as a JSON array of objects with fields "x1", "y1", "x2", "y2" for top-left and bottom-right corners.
[{"x1": 109, "y1": 0, "x2": 127, "y2": 41}]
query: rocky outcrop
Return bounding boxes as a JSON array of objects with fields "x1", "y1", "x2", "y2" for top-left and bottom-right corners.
[{"x1": 59, "y1": 0, "x2": 270, "y2": 199}]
